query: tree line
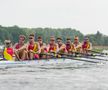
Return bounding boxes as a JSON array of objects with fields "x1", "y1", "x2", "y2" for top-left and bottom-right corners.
[{"x1": 0, "y1": 25, "x2": 107, "y2": 46}]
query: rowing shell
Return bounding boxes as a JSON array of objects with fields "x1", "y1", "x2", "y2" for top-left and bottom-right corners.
[{"x1": 0, "y1": 57, "x2": 104, "y2": 66}]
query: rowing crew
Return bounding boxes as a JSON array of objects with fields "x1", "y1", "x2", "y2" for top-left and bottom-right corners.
[{"x1": 2, "y1": 34, "x2": 92, "y2": 61}]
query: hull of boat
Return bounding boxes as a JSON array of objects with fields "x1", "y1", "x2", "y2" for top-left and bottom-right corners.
[
  {"x1": 0, "y1": 59, "x2": 81, "y2": 65},
  {"x1": 0, "y1": 57, "x2": 104, "y2": 66}
]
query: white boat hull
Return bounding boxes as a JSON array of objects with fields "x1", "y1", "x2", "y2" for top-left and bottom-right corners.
[
  {"x1": 0, "y1": 57, "x2": 104, "y2": 67},
  {"x1": 0, "y1": 59, "x2": 82, "y2": 65}
]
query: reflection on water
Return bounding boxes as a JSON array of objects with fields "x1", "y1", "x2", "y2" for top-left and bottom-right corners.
[{"x1": 0, "y1": 59, "x2": 108, "y2": 90}]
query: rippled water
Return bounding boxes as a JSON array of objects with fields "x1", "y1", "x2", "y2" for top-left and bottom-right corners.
[{"x1": 0, "y1": 58, "x2": 108, "y2": 90}]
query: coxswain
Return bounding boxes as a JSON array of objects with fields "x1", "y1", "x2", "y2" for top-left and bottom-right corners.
[{"x1": 3, "y1": 39, "x2": 14, "y2": 61}]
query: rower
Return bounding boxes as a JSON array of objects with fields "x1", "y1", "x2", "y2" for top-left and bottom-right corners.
[
  {"x1": 56, "y1": 37, "x2": 67, "y2": 54},
  {"x1": 47, "y1": 36, "x2": 58, "y2": 53},
  {"x1": 66, "y1": 38, "x2": 76, "y2": 54},
  {"x1": 3, "y1": 39, "x2": 14, "y2": 61},
  {"x1": 82, "y1": 37, "x2": 92, "y2": 54},
  {"x1": 14, "y1": 35, "x2": 28, "y2": 60},
  {"x1": 47, "y1": 36, "x2": 58, "y2": 58},
  {"x1": 27, "y1": 34, "x2": 41, "y2": 60},
  {"x1": 73, "y1": 36, "x2": 82, "y2": 52},
  {"x1": 37, "y1": 36, "x2": 47, "y2": 58}
]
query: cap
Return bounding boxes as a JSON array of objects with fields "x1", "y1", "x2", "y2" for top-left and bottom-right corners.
[{"x1": 4, "y1": 40, "x2": 11, "y2": 44}]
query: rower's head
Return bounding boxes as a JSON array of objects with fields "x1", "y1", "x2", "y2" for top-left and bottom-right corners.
[
  {"x1": 37, "y1": 36, "x2": 43, "y2": 44},
  {"x1": 29, "y1": 34, "x2": 35, "y2": 43},
  {"x1": 19, "y1": 35, "x2": 26, "y2": 44},
  {"x1": 74, "y1": 36, "x2": 79, "y2": 43},
  {"x1": 84, "y1": 37, "x2": 89, "y2": 43},
  {"x1": 4, "y1": 39, "x2": 12, "y2": 48},
  {"x1": 50, "y1": 36, "x2": 55, "y2": 44},
  {"x1": 66, "y1": 38, "x2": 71, "y2": 44},
  {"x1": 57, "y1": 37, "x2": 62, "y2": 45}
]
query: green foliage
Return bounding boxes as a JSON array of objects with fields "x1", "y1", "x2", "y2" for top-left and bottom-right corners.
[
  {"x1": 0, "y1": 25, "x2": 27, "y2": 44},
  {"x1": 0, "y1": 25, "x2": 108, "y2": 46},
  {"x1": 86, "y1": 31, "x2": 108, "y2": 46},
  {"x1": 28, "y1": 28, "x2": 84, "y2": 43}
]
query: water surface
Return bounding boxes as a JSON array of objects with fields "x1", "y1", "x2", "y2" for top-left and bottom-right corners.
[{"x1": 0, "y1": 59, "x2": 108, "y2": 90}]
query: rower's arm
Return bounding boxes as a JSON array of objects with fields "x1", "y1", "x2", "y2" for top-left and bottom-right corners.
[
  {"x1": 56, "y1": 44, "x2": 59, "y2": 53},
  {"x1": 36, "y1": 42, "x2": 41, "y2": 53},
  {"x1": 19, "y1": 44, "x2": 27, "y2": 51},
  {"x1": 14, "y1": 43, "x2": 28, "y2": 52},
  {"x1": 46, "y1": 44, "x2": 50, "y2": 52},
  {"x1": 58, "y1": 44, "x2": 66, "y2": 52},
  {"x1": 75, "y1": 43, "x2": 82, "y2": 52},
  {"x1": 13, "y1": 43, "x2": 17, "y2": 51},
  {"x1": 71, "y1": 44, "x2": 76, "y2": 52},
  {"x1": 40, "y1": 43, "x2": 46, "y2": 49},
  {"x1": 88, "y1": 43, "x2": 92, "y2": 50}
]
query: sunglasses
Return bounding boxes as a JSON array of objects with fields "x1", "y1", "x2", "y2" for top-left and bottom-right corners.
[
  {"x1": 57, "y1": 41, "x2": 61, "y2": 42},
  {"x1": 6, "y1": 43, "x2": 10, "y2": 45},
  {"x1": 50, "y1": 39, "x2": 55, "y2": 41},
  {"x1": 38, "y1": 40, "x2": 42, "y2": 41},
  {"x1": 29, "y1": 37, "x2": 33, "y2": 39},
  {"x1": 74, "y1": 39, "x2": 78, "y2": 40}
]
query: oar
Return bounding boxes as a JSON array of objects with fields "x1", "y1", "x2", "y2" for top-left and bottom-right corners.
[
  {"x1": 90, "y1": 50, "x2": 108, "y2": 55},
  {"x1": 57, "y1": 52, "x2": 107, "y2": 61},
  {"x1": 61, "y1": 56, "x2": 100, "y2": 63},
  {"x1": 40, "y1": 53, "x2": 99, "y2": 63},
  {"x1": 41, "y1": 52, "x2": 100, "y2": 63},
  {"x1": 0, "y1": 58, "x2": 4, "y2": 61},
  {"x1": 70, "y1": 51, "x2": 107, "y2": 58},
  {"x1": 40, "y1": 53, "x2": 58, "y2": 57},
  {"x1": 31, "y1": 52, "x2": 102, "y2": 63},
  {"x1": 78, "y1": 55, "x2": 107, "y2": 61},
  {"x1": 72, "y1": 52, "x2": 107, "y2": 61},
  {"x1": 57, "y1": 52, "x2": 92, "y2": 57}
]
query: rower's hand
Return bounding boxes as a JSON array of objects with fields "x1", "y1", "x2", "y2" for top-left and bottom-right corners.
[
  {"x1": 15, "y1": 49, "x2": 19, "y2": 52},
  {"x1": 36, "y1": 51, "x2": 40, "y2": 54},
  {"x1": 29, "y1": 50, "x2": 35, "y2": 53},
  {"x1": 56, "y1": 49, "x2": 60, "y2": 53},
  {"x1": 50, "y1": 50, "x2": 55, "y2": 53}
]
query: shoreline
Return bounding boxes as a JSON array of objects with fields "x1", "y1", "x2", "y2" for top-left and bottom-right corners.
[{"x1": 93, "y1": 46, "x2": 108, "y2": 51}]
